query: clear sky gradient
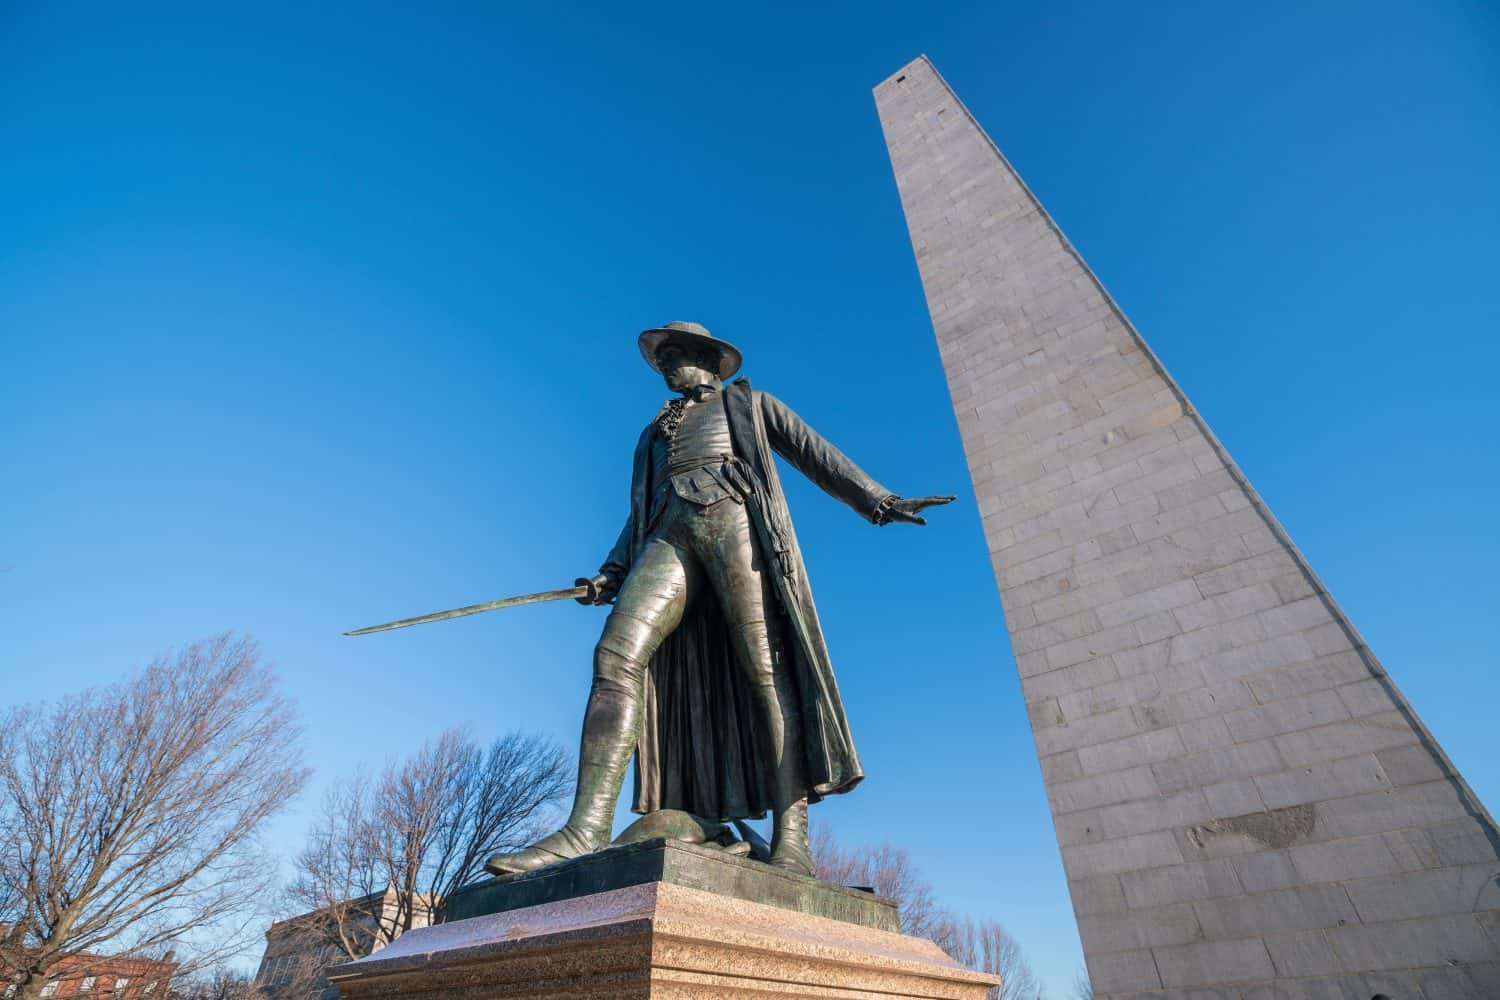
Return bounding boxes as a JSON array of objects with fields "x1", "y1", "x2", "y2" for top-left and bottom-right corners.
[{"x1": 3, "y1": 2, "x2": 1498, "y2": 992}]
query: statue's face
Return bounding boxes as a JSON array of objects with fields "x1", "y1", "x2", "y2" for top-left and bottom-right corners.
[{"x1": 657, "y1": 343, "x2": 720, "y2": 394}]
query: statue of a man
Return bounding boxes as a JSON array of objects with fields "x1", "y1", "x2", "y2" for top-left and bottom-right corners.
[{"x1": 485, "y1": 322, "x2": 952, "y2": 877}]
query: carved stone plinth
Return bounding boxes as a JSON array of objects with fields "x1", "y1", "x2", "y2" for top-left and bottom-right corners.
[{"x1": 328, "y1": 841, "x2": 998, "y2": 999}]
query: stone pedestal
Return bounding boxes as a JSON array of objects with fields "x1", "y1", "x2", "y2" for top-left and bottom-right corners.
[{"x1": 327, "y1": 840, "x2": 998, "y2": 999}]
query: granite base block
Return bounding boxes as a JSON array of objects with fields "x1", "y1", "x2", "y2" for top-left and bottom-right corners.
[
  {"x1": 329, "y1": 843, "x2": 998, "y2": 999},
  {"x1": 445, "y1": 839, "x2": 901, "y2": 933}
]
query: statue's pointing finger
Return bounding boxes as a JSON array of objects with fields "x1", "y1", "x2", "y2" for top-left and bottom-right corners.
[{"x1": 878, "y1": 494, "x2": 957, "y2": 526}]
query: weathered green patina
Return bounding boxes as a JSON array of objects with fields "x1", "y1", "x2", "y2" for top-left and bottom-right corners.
[
  {"x1": 349, "y1": 320, "x2": 951, "y2": 880},
  {"x1": 481, "y1": 322, "x2": 953, "y2": 879}
]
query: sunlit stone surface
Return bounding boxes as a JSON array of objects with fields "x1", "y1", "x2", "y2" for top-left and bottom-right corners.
[{"x1": 875, "y1": 53, "x2": 1500, "y2": 1000}]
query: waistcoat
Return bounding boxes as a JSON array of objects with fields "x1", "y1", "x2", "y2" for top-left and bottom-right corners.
[{"x1": 650, "y1": 391, "x2": 742, "y2": 514}]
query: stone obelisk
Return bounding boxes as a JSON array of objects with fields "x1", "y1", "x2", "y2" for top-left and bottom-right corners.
[{"x1": 875, "y1": 55, "x2": 1499, "y2": 999}]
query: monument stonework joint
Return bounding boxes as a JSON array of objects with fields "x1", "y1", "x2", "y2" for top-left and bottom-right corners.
[{"x1": 874, "y1": 53, "x2": 1500, "y2": 1000}]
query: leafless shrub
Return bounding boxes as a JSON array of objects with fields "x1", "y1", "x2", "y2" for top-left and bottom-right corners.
[
  {"x1": 0, "y1": 635, "x2": 309, "y2": 1000},
  {"x1": 288, "y1": 728, "x2": 568, "y2": 960}
]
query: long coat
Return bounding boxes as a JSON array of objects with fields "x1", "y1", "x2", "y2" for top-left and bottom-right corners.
[{"x1": 600, "y1": 378, "x2": 893, "y2": 822}]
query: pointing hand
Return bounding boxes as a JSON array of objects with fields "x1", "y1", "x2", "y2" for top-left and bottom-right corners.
[{"x1": 879, "y1": 494, "x2": 956, "y2": 526}]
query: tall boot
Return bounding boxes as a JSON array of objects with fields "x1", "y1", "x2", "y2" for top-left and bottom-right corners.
[
  {"x1": 483, "y1": 737, "x2": 634, "y2": 875},
  {"x1": 769, "y1": 796, "x2": 814, "y2": 876},
  {"x1": 760, "y1": 634, "x2": 814, "y2": 877},
  {"x1": 484, "y1": 616, "x2": 651, "y2": 875}
]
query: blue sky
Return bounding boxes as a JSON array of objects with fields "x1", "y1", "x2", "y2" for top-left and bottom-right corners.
[{"x1": 3, "y1": 1, "x2": 1497, "y2": 992}]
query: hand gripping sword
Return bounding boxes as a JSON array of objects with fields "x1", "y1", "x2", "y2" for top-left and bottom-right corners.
[{"x1": 344, "y1": 578, "x2": 601, "y2": 636}]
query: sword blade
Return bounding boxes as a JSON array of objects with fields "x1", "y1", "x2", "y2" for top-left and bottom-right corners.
[{"x1": 344, "y1": 585, "x2": 589, "y2": 636}]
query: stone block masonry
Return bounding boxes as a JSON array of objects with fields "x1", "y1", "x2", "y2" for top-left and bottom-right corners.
[{"x1": 874, "y1": 55, "x2": 1500, "y2": 1000}]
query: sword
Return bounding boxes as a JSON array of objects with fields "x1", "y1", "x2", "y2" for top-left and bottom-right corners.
[{"x1": 344, "y1": 578, "x2": 598, "y2": 636}]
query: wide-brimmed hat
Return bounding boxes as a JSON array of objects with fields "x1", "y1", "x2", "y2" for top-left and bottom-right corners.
[{"x1": 638, "y1": 321, "x2": 742, "y2": 379}]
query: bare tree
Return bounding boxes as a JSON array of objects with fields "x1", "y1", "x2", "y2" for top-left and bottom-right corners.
[
  {"x1": 289, "y1": 728, "x2": 567, "y2": 962},
  {"x1": 929, "y1": 914, "x2": 1044, "y2": 1000},
  {"x1": 0, "y1": 635, "x2": 309, "y2": 1000},
  {"x1": 256, "y1": 948, "x2": 330, "y2": 1000},
  {"x1": 814, "y1": 825, "x2": 1043, "y2": 999},
  {"x1": 285, "y1": 774, "x2": 377, "y2": 964},
  {"x1": 172, "y1": 965, "x2": 255, "y2": 1000},
  {"x1": 1071, "y1": 965, "x2": 1093, "y2": 1000},
  {"x1": 811, "y1": 825, "x2": 944, "y2": 939}
]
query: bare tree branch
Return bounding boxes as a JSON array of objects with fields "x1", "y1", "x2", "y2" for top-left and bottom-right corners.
[
  {"x1": 172, "y1": 965, "x2": 256, "y2": 1000},
  {"x1": 813, "y1": 824, "x2": 1043, "y2": 1000},
  {"x1": 286, "y1": 728, "x2": 566, "y2": 970},
  {"x1": 0, "y1": 635, "x2": 310, "y2": 1000},
  {"x1": 811, "y1": 824, "x2": 943, "y2": 939},
  {"x1": 930, "y1": 913, "x2": 1044, "y2": 1000}
]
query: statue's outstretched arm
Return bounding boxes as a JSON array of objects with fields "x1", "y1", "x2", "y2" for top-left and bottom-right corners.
[{"x1": 759, "y1": 392, "x2": 954, "y2": 526}]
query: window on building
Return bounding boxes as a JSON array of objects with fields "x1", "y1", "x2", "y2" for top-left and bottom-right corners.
[
  {"x1": 143, "y1": 984, "x2": 157, "y2": 995},
  {"x1": 115, "y1": 978, "x2": 130, "y2": 991},
  {"x1": 40, "y1": 984, "x2": 59, "y2": 998},
  {"x1": 81, "y1": 977, "x2": 97, "y2": 992}
]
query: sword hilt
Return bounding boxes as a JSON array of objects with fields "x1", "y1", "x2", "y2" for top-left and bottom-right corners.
[{"x1": 575, "y1": 576, "x2": 609, "y2": 606}]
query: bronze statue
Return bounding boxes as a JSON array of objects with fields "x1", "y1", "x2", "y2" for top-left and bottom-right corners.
[{"x1": 478, "y1": 322, "x2": 953, "y2": 877}]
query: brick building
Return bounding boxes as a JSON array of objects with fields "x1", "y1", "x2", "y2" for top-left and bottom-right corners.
[{"x1": 3, "y1": 952, "x2": 176, "y2": 999}]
